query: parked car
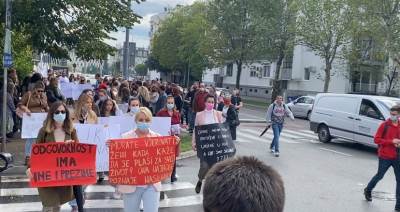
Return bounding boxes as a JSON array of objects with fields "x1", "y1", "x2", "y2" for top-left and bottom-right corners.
[
  {"x1": 287, "y1": 96, "x2": 315, "y2": 120},
  {"x1": 309, "y1": 93, "x2": 400, "y2": 147}
]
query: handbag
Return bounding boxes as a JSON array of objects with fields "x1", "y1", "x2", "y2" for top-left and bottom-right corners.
[{"x1": 16, "y1": 92, "x2": 31, "y2": 118}]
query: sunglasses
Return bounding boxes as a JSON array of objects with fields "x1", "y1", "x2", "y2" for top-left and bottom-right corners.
[{"x1": 55, "y1": 110, "x2": 66, "y2": 115}]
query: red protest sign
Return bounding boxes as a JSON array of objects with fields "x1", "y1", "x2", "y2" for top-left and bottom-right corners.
[
  {"x1": 30, "y1": 142, "x2": 97, "y2": 187},
  {"x1": 109, "y1": 136, "x2": 177, "y2": 185}
]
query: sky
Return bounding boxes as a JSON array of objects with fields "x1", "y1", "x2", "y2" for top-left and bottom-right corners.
[{"x1": 107, "y1": 0, "x2": 196, "y2": 49}]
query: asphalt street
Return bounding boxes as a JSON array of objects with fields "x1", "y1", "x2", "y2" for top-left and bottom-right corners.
[{"x1": 1, "y1": 105, "x2": 398, "y2": 212}]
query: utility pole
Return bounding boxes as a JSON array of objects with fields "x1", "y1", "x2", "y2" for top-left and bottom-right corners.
[
  {"x1": 123, "y1": 0, "x2": 131, "y2": 80},
  {"x1": 2, "y1": 0, "x2": 12, "y2": 152}
]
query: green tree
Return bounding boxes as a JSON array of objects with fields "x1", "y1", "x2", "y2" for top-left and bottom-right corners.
[
  {"x1": 0, "y1": 0, "x2": 144, "y2": 60},
  {"x1": 296, "y1": 0, "x2": 356, "y2": 92},
  {"x1": 135, "y1": 63, "x2": 148, "y2": 76},
  {"x1": 206, "y1": 0, "x2": 258, "y2": 89},
  {"x1": 251, "y1": 0, "x2": 297, "y2": 101}
]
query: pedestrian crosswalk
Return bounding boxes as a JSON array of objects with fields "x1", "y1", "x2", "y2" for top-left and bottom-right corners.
[
  {"x1": 0, "y1": 175, "x2": 202, "y2": 212},
  {"x1": 236, "y1": 128, "x2": 319, "y2": 144}
]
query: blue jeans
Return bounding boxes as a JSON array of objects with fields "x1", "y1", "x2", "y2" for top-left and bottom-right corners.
[
  {"x1": 270, "y1": 123, "x2": 283, "y2": 153},
  {"x1": 123, "y1": 186, "x2": 160, "y2": 212},
  {"x1": 366, "y1": 158, "x2": 400, "y2": 206},
  {"x1": 189, "y1": 111, "x2": 196, "y2": 131},
  {"x1": 25, "y1": 138, "x2": 35, "y2": 157}
]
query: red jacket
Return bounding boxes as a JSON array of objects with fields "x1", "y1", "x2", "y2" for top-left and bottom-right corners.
[
  {"x1": 374, "y1": 120, "x2": 400, "y2": 160},
  {"x1": 156, "y1": 109, "x2": 181, "y2": 125},
  {"x1": 193, "y1": 91, "x2": 208, "y2": 112}
]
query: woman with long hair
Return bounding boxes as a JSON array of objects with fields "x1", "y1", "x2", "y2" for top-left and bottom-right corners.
[
  {"x1": 100, "y1": 99, "x2": 123, "y2": 117},
  {"x1": 192, "y1": 94, "x2": 223, "y2": 194},
  {"x1": 137, "y1": 86, "x2": 150, "y2": 108},
  {"x1": 17, "y1": 81, "x2": 49, "y2": 165},
  {"x1": 219, "y1": 94, "x2": 239, "y2": 141},
  {"x1": 117, "y1": 107, "x2": 179, "y2": 212},
  {"x1": 46, "y1": 77, "x2": 65, "y2": 104},
  {"x1": 126, "y1": 97, "x2": 141, "y2": 117},
  {"x1": 156, "y1": 95, "x2": 181, "y2": 182},
  {"x1": 26, "y1": 101, "x2": 78, "y2": 212},
  {"x1": 73, "y1": 94, "x2": 98, "y2": 124}
]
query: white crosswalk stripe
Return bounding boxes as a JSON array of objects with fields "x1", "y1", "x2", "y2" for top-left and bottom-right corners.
[
  {"x1": 236, "y1": 127, "x2": 320, "y2": 144},
  {"x1": 0, "y1": 176, "x2": 202, "y2": 211}
]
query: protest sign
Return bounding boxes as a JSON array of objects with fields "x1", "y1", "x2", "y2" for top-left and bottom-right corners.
[
  {"x1": 195, "y1": 123, "x2": 236, "y2": 166},
  {"x1": 72, "y1": 84, "x2": 93, "y2": 100},
  {"x1": 21, "y1": 113, "x2": 47, "y2": 139},
  {"x1": 60, "y1": 82, "x2": 74, "y2": 99},
  {"x1": 30, "y1": 143, "x2": 97, "y2": 187},
  {"x1": 118, "y1": 104, "x2": 129, "y2": 114},
  {"x1": 75, "y1": 124, "x2": 121, "y2": 172},
  {"x1": 108, "y1": 136, "x2": 177, "y2": 185},
  {"x1": 98, "y1": 116, "x2": 171, "y2": 135}
]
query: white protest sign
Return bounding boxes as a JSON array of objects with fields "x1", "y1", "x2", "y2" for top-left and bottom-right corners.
[
  {"x1": 60, "y1": 82, "x2": 74, "y2": 99},
  {"x1": 72, "y1": 84, "x2": 92, "y2": 100},
  {"x1": 75, "y1": 124, "x2": 121, "y2": 172},
  {"x1": 21, "y1": 113, "x2": 47, "y2": 139},
  {"x1": 98, "y1": 116, "x2": 171, "y2": 136}
]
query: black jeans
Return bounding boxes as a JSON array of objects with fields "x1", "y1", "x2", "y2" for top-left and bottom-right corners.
[{"x1": 366, "y1": 158, "x2": 400, "y2": 207}]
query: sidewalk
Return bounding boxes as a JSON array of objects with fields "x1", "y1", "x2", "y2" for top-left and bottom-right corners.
[{"x1": 241, "y1": 96, "x2": 270, "y2": 108}]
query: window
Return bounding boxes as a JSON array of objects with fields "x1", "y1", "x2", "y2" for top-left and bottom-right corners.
[
  {"x1": 240, "y1": 88, "x2": 243, "y2": 91},
  {"x1": 254, "y1": 89, "x2": 258, "y2": 93},
  {"x1": 359, "y1": 99, "x2": 384, "y2": 120},
  {"x1": 226, "y1": 63, "x2": 233, "y2": 76},
  {"x1": 283, "y1": 56, "x2": 293, "y2": 69},
  {"x1": 304, "y1": 68, "x2": 311, "y2": 80},
  {"x1": 250, "y1": 70, "x2": 257, "y2": 77},
  {"x1": 263, "y1": 65, "x2": 271, "y2": 78},
  {"x1": 265, "y1": 90, "x2": 269, "y2": 94},
  {"x1": 249, "y1": 89, "x2": 253, "y2": 92},
  {"x1": 304, "y1": 97, "x2": 314, "y2": 104},
  {"x1": 296, "y1": 97, "x2": 306, "y2": 104}
]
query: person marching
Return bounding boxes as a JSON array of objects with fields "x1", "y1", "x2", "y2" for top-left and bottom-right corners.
[
  {"x1": 218, "y1": 93, "x2": 239, "y2": 141},
  {"x1": 117, "y1": 107, "x2": 180, "y2": 212},
  {"x1": 266, "y1": 95, "x2": 294, "y2": 157},
  {"x1": 126, "y1": 97, "x2": 141, "y2": 116},
  {"x1": 192, "y1": 94, "x2": 223, "y2": 194},
  {"x1": 364, "y1": 105, "x2": 400, "y2": 211},
  {"x1": 157, "y1": 95, "x2": 181, "y2": 183},
  {"x1": 17, "y1": 81, "x2": 49, "y2": 165},
  {"x1": 26, "y1": 101, "x2": 78, "y2": 212}
]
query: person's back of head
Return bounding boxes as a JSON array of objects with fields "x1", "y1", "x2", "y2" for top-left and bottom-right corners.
[{"x1": 203, "y1": 156, "x2": 285, "y2": 212}]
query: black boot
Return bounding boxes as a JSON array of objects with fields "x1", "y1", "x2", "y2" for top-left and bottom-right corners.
[
  {"x1": 364, "y1": 188, "x2": 372, "y2": 201},
  {"x1": 171, "y1": 161, "x2": 177, "y2": 183},
  {"x1": 195, "y1": 181, "x2": 202, "y2": 194}
]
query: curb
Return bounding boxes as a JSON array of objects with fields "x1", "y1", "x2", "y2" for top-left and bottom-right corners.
[
  {"x1": 240, "y1": 119, "x2": 266, "y2": 123},
  {"x1": 177, "y1": 150, "x2": 196, "y2": 160}
]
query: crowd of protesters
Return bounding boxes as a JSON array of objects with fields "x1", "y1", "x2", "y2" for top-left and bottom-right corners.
[{"x1": 0, "y1": 68, "x2": 289, "y2": 212}]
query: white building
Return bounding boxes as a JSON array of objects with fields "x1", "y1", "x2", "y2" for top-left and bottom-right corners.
[{"x1": 202, "y1": 44, "x2": 388, "y2": 99}]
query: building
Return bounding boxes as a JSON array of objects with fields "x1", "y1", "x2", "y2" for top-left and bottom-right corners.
[{"x1": 202, "y1": 43, "x2": 388, "y2": 99}]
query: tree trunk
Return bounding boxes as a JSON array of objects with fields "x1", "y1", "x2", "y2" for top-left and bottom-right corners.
[
  {"x1": 271, "y1": 52, "x2": 285, "y2": 103},
  {"x1": 235, "y1": 60, "x2": 242, "y2": 89},
  {"x1": 323, "y1": 63, "x2": 332, "y2": 93}
]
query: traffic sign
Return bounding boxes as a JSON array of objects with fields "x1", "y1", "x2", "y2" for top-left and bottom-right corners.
[{"x1": 3, "y1": 53, "x2": 12, "y2": 68}]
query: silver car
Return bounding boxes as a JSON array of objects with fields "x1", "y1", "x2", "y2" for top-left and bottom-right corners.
[{"x1": 287, "y1": 96, "x2": 315, "y2": 120}]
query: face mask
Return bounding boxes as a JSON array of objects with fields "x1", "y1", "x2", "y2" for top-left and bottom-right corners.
[
  {"x1": 53, "y1": 113, "x2": 66, "y2": 123},
  {"x1": 390, "y1": 115, "x2": 398, "y2": 122},
  {"x1": 167, "y1": 103, "x2": 175, "y2": 110},
  {"x1": 130, "y1": 106, "x2": 140, "y2": 114},
  {"x1": 137, "y1": 122, "x2": 151, "y2": 132},
  {"x1": 206, "y1": 103, "x2": 214, "y2": 111}
]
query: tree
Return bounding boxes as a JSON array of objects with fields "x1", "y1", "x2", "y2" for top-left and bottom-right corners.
[
  {"x1": 0, "y1": 0, "x2": 144, "y2": 60},
  {"x1": 151, "y1": 2, "x2": 210, "y2": 82},
  {"x1": 296, "y1": 0, "x2": 356, "y2": 92},
  {"x1": 251, "y1": 0, "x2": 297, "y2": 101},
  {"x1": 206, "y1": 0, "x2": 259, "y2": 89},
  {"x1": 135, "y1": 64, "x2": 148, "y2": 76}
]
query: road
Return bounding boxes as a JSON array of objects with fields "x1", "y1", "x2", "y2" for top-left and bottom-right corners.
[{"x1": 0, "y1": 105, "x2": 398, "y2": 212}]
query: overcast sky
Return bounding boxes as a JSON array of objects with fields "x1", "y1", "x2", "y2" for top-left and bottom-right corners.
[{"x1": 107, "y1": 0, "x2": 196, "y2": 49}]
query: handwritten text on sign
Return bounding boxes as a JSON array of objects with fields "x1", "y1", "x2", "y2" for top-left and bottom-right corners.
[
  {"x1": 195, "y1": 123, "x2": 236, "y2": 166},
  {"x1": 30, "y1": 143, "x2": 97, "y2": 187},
  {"x1": 108, "y1": 136, "x2": 177, "y2": 185}
]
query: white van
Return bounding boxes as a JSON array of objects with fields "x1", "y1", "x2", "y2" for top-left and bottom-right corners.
[{"x1": 310, "y1": 93, "x2": 400, "y2": 147}]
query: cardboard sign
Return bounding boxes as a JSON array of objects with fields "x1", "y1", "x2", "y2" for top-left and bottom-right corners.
[
  {"x1": 75, "y1": 124, "x2": 121, "y2": 172},
  {"x1": 118, "y1": 104, "x2": 129, "y2": 114},
  {"x1": 21, "y1": 113, "x2": 47, "y2": 139},
  {"x1": 108, "y1": 136, "x2": 177, "y2": 185},
  {"x1": 30, "y1": 143, "x2": 97, "y2": 187},
  {"x1": 195, "y1": 123, "x2": 236, "y2": 166},
  {"x1": 60, "y1": 83, "x2": 92, "y2": 100},
  {"x1": 98, "y1": 116, "x2": 171, "y2": 135},
  {"x1": 60, "y1": 82, "x2": 74, "y2": 99}
]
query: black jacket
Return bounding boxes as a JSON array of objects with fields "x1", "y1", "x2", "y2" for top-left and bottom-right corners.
[{"x1": 46, "y1": 86, "x2": 65, "y2": 104}]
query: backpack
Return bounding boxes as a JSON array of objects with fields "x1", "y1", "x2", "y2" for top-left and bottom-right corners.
[{"x1": 270, "y1": 103, "x2": 287, "y2": 120}]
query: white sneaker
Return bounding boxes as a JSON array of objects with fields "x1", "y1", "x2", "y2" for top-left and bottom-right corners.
[
  {"x1": 274, "y1": 152, "x2": 280, "y2": 157},
  {"x1": 270, "y1": 148, "x2": 275, "y2": 153}
]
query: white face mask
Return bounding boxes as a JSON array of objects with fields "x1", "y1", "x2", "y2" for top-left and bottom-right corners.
[{"x1": 390, "y1": 115, "x2": 398, "y2": 122}]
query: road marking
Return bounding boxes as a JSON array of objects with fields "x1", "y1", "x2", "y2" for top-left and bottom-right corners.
[
  {"x1": 0, "y1": 195, "x2": 203, "y2": 211},
  {"x1": 1, "y1": 176, "x2": 30, "y2": 183},
  {"x1": 300, "y1": 130, "x2": 317, "y2": 135},
  {"x1": 242, "y1": 128, "x2": 301, "y2": 143},
  {"x1": 283, "y1": 129, "x2": 317, "y2": 139},
  {"x1": 238, "y1": 130, "x2": 299, "y2": 144},
  {"x1": 0, "y1": 182, "x2": 196, "y2": 196},
  {"x1": 319, "y1": 148, "x2": 352, "y2": 157}
]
